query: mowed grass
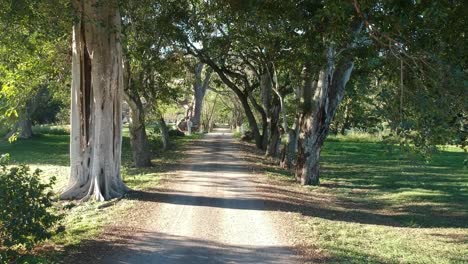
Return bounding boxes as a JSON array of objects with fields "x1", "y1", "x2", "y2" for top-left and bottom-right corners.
[
  {"x1": 0, "y1": 128, "x2": 201, "y2": 262},
  {"x1": 264, "y1": 137, "x2": 467, "y2": 264}
]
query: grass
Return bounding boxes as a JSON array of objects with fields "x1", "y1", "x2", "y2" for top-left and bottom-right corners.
[
  {"x1": 0, "y1": 126, "x2": 201, "y2": 263},
  {"x1": 261, "y1": 136, "x2": 467, "y2": 263}
]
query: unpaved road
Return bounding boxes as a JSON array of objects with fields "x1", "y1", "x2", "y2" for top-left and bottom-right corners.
[{"x1": 88, "y1": 129, "x2": 301, "y2": 263}]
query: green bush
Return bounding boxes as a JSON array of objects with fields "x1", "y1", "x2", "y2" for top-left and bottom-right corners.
[{"x1": 0, "y1": 154, "x2": 60, "y2": 262}]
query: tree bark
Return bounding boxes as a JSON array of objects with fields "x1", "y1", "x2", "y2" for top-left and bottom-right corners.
[
  {"x1": 248, "y1": 92, "x2": 268, "y2": 149},
  {"x1": 265, "y1": 98, "x2": 281, "y2": 157},
  {"x1": 191, "y1": 63, "x2": 212, "y2": 130},
  {"x1": 159, "y1": 116, "x2": 170, "y2": 150},
  {"x1": 123, "y1": 91, "x2": 152, "y2": 167},
  {"x1": 4, "y1": 119, "x2": 33, "y2": 140},
  {"x1": 61, "y1": 0, "x2": 128, "y2": 201},
  {"x1": 296, "y1": 49, "x2": 354, "y2": 185},
  {"x1": 122, "y1": 59, "x2": 152, "y2": 168}
]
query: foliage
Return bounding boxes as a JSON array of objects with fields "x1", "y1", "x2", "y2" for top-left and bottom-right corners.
[
  {"x1": 0, "y1": 0, "x2": 71, "y2": 133},
  {"x1": 0, "y1": 154, "x2": 61, "y2": 261}
]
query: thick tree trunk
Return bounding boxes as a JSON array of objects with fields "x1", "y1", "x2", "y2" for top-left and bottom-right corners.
[
  {"x1": 159, "y1": 117, "x2": 170, "y2": 150},
  {"x1": 61, "y1": 0, "x2": 127, "y2": 201},
  {"x1": 296, "y1": 50, "x2": 354, "y2": 185}
]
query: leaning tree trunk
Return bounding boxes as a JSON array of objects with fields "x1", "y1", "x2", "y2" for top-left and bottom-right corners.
[
  {"x1": 61, "y1": 0, "x2": 127, "y2": 201},
  {"x1": 241, "y1": 94, "x2": 263, "y2": 149},
  {"x1": 296, "y1": 50, "x2": 354, "y2": 185},
  {"x1": 5, "y1": 119, "x2": 33, "y2": 140}
]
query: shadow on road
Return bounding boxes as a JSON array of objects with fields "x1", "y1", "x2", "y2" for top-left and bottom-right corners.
[{"x1": 67, "y1": 229, "x2": 302, "y2": 264}]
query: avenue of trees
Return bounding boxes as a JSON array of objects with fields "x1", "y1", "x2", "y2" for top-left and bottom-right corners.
[{"x1": 1, "y1": 0, "x2": 466, "y2": 200}]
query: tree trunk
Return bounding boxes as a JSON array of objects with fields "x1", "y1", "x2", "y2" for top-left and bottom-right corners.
[
  {"x1": 261, "y1": 70, "x2": 272, "y2": 150},
  {"x1": 191, "y1": 63, "x2": 212, "y2": 129},
  {"x1": 122, "y1": 59, "x2": 152, "y2": 168},
  {"x1": 123, "y1": 91, "x2": 152, "y2": 167},
  {"x1": 282, "y1": 94, "x2": 301, "y2": 169},
  {"x1": 280, "y1": 128, "x2": 296, "y2": 169},
  {"x1": 61, "y1": 0, "x2": 127, "y2": 201},
  {"x1": 159, "y1": 117, "x2": 170, "y2": 150},
  {"x1": 4, "y1": 119, "x2": 33, "y2": 140},
  {"x1": 296, "y1": 49, "x2": 354, "y2": 185},
  {"x1": 248, "y1": 93, "x2": 268, "y2": 149},
  {"x1": 266, "y1": 99, "x2": 281, "y2": 157},
  {"x1": 241, "y1": 95, "x2": 263, "y2": 148},
  {"x1": 340, "y1": 101, "x2": 351, "y2": 135}
]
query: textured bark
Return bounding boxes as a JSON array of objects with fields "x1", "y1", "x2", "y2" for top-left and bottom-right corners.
[
  {"x1": 61, "y1": 0, "x2": 127, "y2": 201},
  {"x1": 296, "y1": 49, "x2": 355, "y2": 185}
]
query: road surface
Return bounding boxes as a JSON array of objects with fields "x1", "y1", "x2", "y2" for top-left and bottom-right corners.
[{"x1": 97, "y1": 128, "x2": 300, "y2": 264}]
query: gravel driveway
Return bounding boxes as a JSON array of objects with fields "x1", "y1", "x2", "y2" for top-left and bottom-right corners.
[{"x1": 74, "y1": 128, "x2": 301, "y2": 264}]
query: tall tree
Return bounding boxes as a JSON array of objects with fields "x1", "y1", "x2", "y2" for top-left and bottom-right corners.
[
  {"x1": 191, "y1": 62, "x2": 212, "y2": 130},
  {"x1": 61, "y1": 0, "x2": 127, "y2": 201}
]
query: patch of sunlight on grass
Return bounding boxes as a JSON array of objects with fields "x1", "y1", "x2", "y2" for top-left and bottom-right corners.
[
  {"x1": 123, "y1": 171, "x2": 161, "y2": 191},
  {"x1": 52, "y1": 200, "x2": 136, "y2": 247},
  {"x1": 26, "y1": 164, "x2": 69, "y2": 192},
  {"x1": 379, "y1": 189, "x2": 449, "y2": 202}
]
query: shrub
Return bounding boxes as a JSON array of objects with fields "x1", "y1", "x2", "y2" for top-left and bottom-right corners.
[
  {"x1": 0, "y1": 154, "x2": 60, "y2": 262},
  {"x1": 168, "y1": 129, "x2": 185, "y2": 137}
]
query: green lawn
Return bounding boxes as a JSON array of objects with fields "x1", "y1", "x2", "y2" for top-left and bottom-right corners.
[
  {"x1": 2, "y1": 131, "x2": 466, "y2": 263},
  {"x1": 264, "y1": 137, "x2": 467, "y2": 264}
]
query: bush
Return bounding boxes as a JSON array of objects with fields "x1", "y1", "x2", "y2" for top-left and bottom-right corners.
[
  {"x1": 168, "y1": 129, "x2": 185, "y2": 137},
  {"x1": 0, "y1": 154, "x2": 60, "y2": 262}
]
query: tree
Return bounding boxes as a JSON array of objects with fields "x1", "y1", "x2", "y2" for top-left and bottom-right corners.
[
  {"x1": 190, "y1": 62, "x2": 212, "y2": 130},
  {"x1": 0, "y1": 0, "x2": 70, "y2": 139},
  {"x1": 61, "y1": 0, "x2": 127, "y2": 201}
]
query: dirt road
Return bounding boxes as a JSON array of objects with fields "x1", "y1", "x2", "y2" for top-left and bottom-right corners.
[{"x1": 90, "y1": 129, "x2": 301, "y2": 263}]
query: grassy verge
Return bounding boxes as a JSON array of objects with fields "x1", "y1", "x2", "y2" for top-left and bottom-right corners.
[
  {"x1": 0, "y1": 128, "x2": 202, "y2": 263},
  {"x1": 258, "y1": 137, "x2": 467, "y2": 263}
]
